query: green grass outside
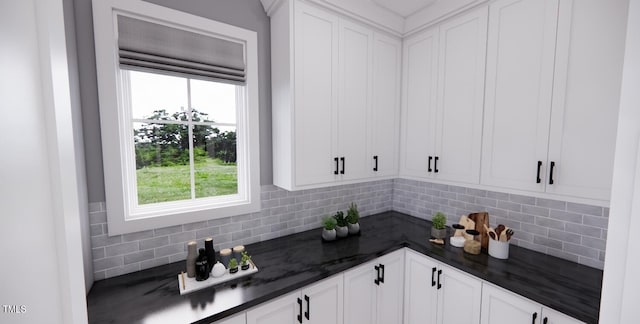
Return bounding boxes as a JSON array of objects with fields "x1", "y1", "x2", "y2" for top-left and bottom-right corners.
[{"x1": 136, "y1": 158, "x2": 238, "y2": 205}]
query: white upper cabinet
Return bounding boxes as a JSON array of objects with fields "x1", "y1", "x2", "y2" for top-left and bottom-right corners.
[
  {"x1": 481, "y1": 0, "x2": 560, "y2": 192},
  {"x1": 400, "y1": 7, "x2": 488, "y2": 184},
  {"x1": 546, "y1": 0, "x2": 628, "y2": 200},
  {"x1": 400, "y1": 26, "x2": 439, "y2": 179},
  {"x1": 338, "y1": 19, "x2": 373, "y2": 182},
  {"x1": 370, "y1": 33, "x2": 402, "y2": 178},
  {"x1": 292, "y1": 2, "x2": 339, "y2": 187},
  {"x1": 433, "y1": 7, "x2": 488, "y2": 184},
  {"x1": 271, "y1": 0, "x2": 401, "y2": 190},
  {"x1": 482, "y1": 0, "x2": 627, "y2": 201}
]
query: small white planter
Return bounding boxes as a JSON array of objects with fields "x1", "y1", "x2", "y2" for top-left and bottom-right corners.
[
  {"x1": 336, "y1": 226, "x2": 348, "y2": 238},
  {"x1": 322, "y1": 229, "x2": 336, "y2": 241},
  {"x1": 348, "y1": 222, "x2": 360, "y2": 235}
]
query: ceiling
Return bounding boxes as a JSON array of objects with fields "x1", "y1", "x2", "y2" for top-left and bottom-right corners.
[{"x1": 371, "y1": 0, "x2": 439, "y2": 18}]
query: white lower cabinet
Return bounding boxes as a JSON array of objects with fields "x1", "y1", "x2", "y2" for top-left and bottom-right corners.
[
  {"x1": 481, "y1": 284, "x2": 584, "y2": 324},
  {"x1": 404, "y1": 249, "x2": 481, "y2": 324},
  {"x1": 344, "y1": 249, "x2": 405, "y2": 324},
  {"x1": 213, "y1": 313, "x2": 246, "y2": 324},
  {"x1": 224, "y1": 249, "x2": 585, "y2": 324},
  {"x1": 247, "y1": 275, "x2": 343, "y2": 324}
]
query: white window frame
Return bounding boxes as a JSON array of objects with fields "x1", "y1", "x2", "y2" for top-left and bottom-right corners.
[{"x1": 93, "y1": 0, "x2": 260, "y2": 235}]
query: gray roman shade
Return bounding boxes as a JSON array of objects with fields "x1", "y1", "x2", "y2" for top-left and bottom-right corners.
[{"x1": 117, "y1": 15, "x2": 246, "y2": 83}]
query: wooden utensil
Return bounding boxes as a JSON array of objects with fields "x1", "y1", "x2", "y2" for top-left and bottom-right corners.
[
  {"x1": 499, "y1": 226, "x2": 509, "y2": 242},
  {"x1": 506, "y1": 228, "x2": 514, "y2": 241},
  {"x1": 483, "y1": 224, "x2": 497, "y2": 240},
  {"x1": 495, "y1": 224, "x2": 505, "y2": 240}
]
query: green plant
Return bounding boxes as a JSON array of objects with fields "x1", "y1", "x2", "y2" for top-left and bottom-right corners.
[
  {"x1": 432, "y1": 212, "x2": 447, "y2": 230},
  {"x1": 322, "y1": 216, "x2": 337, "y2": 230},
  {"x1": 333, "y1": 211, "x2": 348, "y2": 227},
  {"x1": 228, "y1": 258, "x2": 238, "y2": 269},
  {"x1": 240, "y1": 251, "x2": 251, "y2": 266},
  {"x1": 346, "y1": 202, "x2": 360, "y2": 224}
]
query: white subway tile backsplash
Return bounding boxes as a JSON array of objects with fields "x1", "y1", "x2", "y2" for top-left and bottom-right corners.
[
  {"x1": 124, "y1": 250, "x2": 155, "y2": 265},
  {"x1": 105, "y1": 242, "x2": 138, "y2": 257},
  {"x1": 393, "y1": 178, "x2": 608, "y2": 270},
  {"x1": 567, "y1": 202, "x2": 603, "y2": 217},
  {"x1": 91, "y1": 178, "x2": 607, "y2": 279},
  {"x1": 89, "y1": 180, "x2": 393, "y2": 279}
]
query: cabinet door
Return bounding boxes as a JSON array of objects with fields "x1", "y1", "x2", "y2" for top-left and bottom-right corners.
[
  {"x1": 303, "y1": 275, "x2": 343, "y2": 324},
  {"x1": 436, "y1": 264, "x2": 482, "y2": 324},
  {"x1": 541, "y1": 307, "x2": 585, "y2": 324},
  {"x1": 338, "y1": 18, "x2": 372, "y2": 181},
  {"x1": 400, "y1": 27, "x2": 438, "y2": 178},
  {"x1": 376, "y1": 250, "x2": 405, "y2": 324},
  {"x1": 213, "y1": 313, "x2": 246, "y2": 324},
  {"x1": 481, "y1": 284, "x2": 541, "y2": 324},
  {"x1": 546, "y1": 0, "x2": 628, "y2": 200},
  {"x1": 370, "y1": 33, "x2": 401, "y2": 178},
  {"x1": 404, "y1": 249, "x2": 438, "y2": 324},
  {"x1": 344, "y1": 260, "x2": 378, "y2": 324},
  {"x1": 294, "y1": 2, "x2": 338, "y2": 186},
  {"x1": 433, "y1": 6, "x2": 488, "y2": 184},
  {"x1": 481, "y1": 0, "x2": 559, "y2": 192},
  {"x1": 247, "y1": 291, "x2": 300, "y2": 324}
]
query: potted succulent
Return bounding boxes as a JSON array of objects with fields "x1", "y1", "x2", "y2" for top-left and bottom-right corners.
[
  {"x1": 240, "y1": 251, "x2": 251, "y2": 271},
  {"x1": 431, "y1": 212, "x2": 447, "y2": 239},
  {"x1": 346, "y1": 202, "x2": 360, "y2": 235},
  {"x1": 322, "y1": 216, "x2": 337, "y2": 241},
  {"x1": 228, "y1": 258, "x2": 239, "y2": 274},
  {"x1": 333, "y1": 211, "x2": 349, "y2": 238}
]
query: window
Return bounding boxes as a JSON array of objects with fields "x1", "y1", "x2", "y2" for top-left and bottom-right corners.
[{"x1": 93, "y1": 0, "x2": 260, "y2": 235}]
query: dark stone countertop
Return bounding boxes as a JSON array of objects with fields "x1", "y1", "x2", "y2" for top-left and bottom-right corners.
[{"x1": 87, "y1": 212, "x2": 603, "y2": 324}]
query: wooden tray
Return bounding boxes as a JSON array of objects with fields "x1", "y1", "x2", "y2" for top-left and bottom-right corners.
[{"x1": 178, "y1": 261, "x2": 258, "y2": 295}]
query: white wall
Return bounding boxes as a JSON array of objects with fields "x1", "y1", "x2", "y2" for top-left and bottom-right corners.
[
  {"x1": 0, "y1": 0, "x2": 88, "y2": 323},
  {"x1": 600, "y1": 0, "x2": 640, "y2": 322},
  {"x1": 62, "y1": 0, "x2": 93, "y2": 293}
]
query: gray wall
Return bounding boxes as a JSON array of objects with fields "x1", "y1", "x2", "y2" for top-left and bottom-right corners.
[{"x1": 72, "y1": 0, "x2": 272, "y2": 203}]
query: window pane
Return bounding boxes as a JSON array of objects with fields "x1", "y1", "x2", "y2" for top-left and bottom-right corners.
[
  {"x1": 134, "y1": 123, "x2": 192, "y2": 204},
  {"x1": 190, "y1": 79, "x2": 237, "y2": 124},
  {"x1": 194, "y1": 125, "x2": 238, "y2": 198},
  {"x1": 128, "y1": 70, "x2": 189, "y2": 120}
]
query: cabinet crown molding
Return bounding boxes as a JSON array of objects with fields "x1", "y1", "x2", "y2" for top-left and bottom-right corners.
[{"x1": 259, "y1": 0, "x2": 487, "y2": 37}]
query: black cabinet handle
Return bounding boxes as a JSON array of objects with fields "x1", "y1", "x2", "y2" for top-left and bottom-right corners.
[
  {"x1": 549, "y1": 161, "x2": 555, "y2": 185},
  {"x1": 431, "y1": 267, "x2": 437, "y2": 287},
  {"x1": 373, "y1": 155, "x2": 378, "y2": 172},
  {"x1": 536, "y1": 161, "x2": 542, "y2": 183},
  {"x1": 428, "y1": 156, "x2": 433, "y2": 173},
  {"x1": 379, "y1": 264, "x2": 385, "y2": 284},
  {"x1": 543, "y1": 317, "x2": 548, "y2": 324},
  {"x1": 434, "y1": 156, "x2": 439, "y2": 173},
  {"x1": 532, "y1": 312, "x2": 537, "y2": 324},
  {"x1": 437, "y1": 269, "x2": 442, "y2": 289},
  {"x1": 297, "y1": 298, "x2": 302, "y2": 323},
  {"x1": 304, "y1": 295, "x2": 310, "y2": 320},
  {"x1": 340, "y1": 157, "x2": 345, "y2": 174},
  {"x1": 334, "y1": 157, "x2": 339, "y2": 175},
  {"x1": 374, "y1": 265, "x2": 380, "y2": 285}
]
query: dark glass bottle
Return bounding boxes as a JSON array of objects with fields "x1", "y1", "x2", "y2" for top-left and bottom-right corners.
[
  {"x1": 204, "y1": 238, "x2": 216, "y2": 273},
  {"x1": 195, "y1": 248, "x2": 209, "y2": 281}
]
